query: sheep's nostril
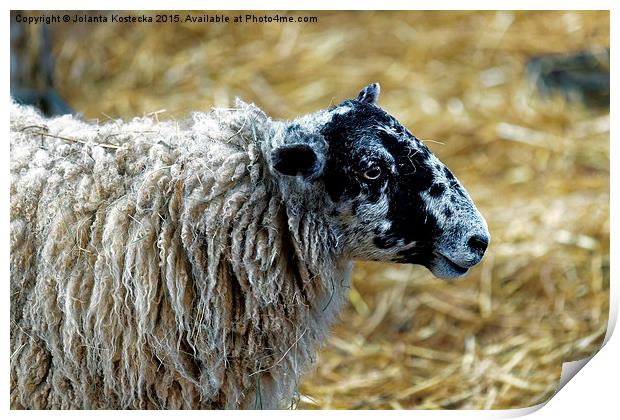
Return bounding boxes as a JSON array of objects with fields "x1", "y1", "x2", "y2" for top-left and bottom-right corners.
[{"x1": 467, "y1": 234, "x2": 489, "y2": 253}]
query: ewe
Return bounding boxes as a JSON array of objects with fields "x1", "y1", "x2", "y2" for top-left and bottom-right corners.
[{"x1": 10, "y1": 84, "x2": 489, "y2": 409}]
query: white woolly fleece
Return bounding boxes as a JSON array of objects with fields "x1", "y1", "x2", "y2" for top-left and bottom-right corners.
[{"x1": 10, "y1": 101, "x2": 351, "y2": 409}]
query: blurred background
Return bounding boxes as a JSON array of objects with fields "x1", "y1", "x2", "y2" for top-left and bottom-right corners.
[{"x1": 11, "y1": 10, "x2": 610, "y2": 409}]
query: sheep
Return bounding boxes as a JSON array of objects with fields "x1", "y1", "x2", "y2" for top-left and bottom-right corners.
[{"x1": 10, "y1": 83, "x2": 490, "y2": 409}]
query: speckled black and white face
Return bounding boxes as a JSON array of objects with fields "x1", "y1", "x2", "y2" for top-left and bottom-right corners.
[{"x1": 271, "y1": 83, "x2": 489, "y2": 278}]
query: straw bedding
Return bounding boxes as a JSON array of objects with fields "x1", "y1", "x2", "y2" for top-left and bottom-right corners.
[{"x1": 14, "y1": 10, "x2": 610, "y2": 409}]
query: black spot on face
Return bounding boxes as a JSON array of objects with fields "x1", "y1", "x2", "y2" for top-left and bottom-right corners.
[
  {"x1": 394, "y1": 247, "x2": 434, "y2": 265},
  {"x1": 428, "y1": 183, "x2": 446, "y2": 197},
  {"x1": 445, "y1": 168, "x2": 461, "y2": 189},
  {"x1": 319, "y1": 99, "x2": 441, "y2": 262},
  {"x1": 444, "y1": 208, "x2": 453, "y2": 218},
  {"x1": 454, "y1": 185, "x2": 467, "y2": 198},
  {"x1": 321, "y1": 101, "x2": 395, "y2": 202},
  {"x1": 375, "y1": 127, "x2": 440, "y2": 255}
]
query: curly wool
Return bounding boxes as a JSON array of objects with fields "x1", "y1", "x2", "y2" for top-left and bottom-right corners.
[{"x1": 10, "y1": 101, "x2": 351, "y2": 409}]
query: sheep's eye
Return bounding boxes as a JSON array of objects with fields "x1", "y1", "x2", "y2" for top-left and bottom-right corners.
[{"x1": 363, "y1": 166, "x2": 382, "y2": 180}]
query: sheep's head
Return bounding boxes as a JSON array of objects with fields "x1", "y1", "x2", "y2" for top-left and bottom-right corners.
[{"x1": 270, "y1": 83, "x2": 489, "y2": 279}]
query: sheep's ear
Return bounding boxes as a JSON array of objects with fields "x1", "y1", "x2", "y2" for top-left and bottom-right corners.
[
  {"x1": 356, "y1": 83, "x2": 380, "y2": 104},
  {"x1": 271, "y1": 144, "x2": 321, "y2": 177}
]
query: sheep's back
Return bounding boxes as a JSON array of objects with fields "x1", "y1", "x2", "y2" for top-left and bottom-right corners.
[
  {"x1": 9, "y1": 102, "x2": 340, "y2": 409},
  {"x1": 9, "y1": 104, "x2": 207, "y2": 408}
]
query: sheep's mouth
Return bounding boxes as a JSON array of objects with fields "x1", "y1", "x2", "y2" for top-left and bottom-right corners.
[
  {"x1": 428, "y1": 253, "x2": 470, "y2": 279},
  {"x1": 441, "y1": 255, "x2": 469, "y2": 274}
]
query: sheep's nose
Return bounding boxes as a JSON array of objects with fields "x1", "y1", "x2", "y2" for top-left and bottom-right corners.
[{"x1": 467, "y1": 234, "x2": 489, "y2": 254}]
